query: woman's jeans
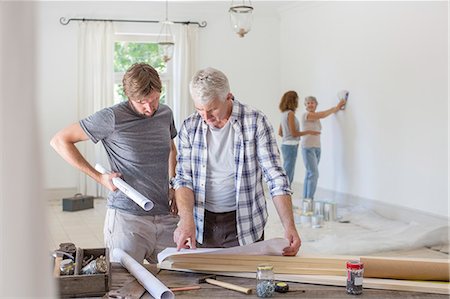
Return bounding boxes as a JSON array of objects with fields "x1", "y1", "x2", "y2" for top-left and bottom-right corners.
[
  {"x1": 302, "y1": 147, "x2": 321, "y2": 199},
  {"x1": 281, "y1": 144, "x2": 299, "y2": 186}
]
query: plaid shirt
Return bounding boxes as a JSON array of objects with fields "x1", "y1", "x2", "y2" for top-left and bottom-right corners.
[{"x1": 174, "y1": 99, "x2": 291, "y2": 245}]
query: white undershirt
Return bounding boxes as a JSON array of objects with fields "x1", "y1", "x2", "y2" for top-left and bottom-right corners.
[{"x1": 205, "y1": 121, "x2": 236, "y2": 213}]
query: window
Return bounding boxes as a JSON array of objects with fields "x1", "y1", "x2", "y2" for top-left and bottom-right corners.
[{"x1": 113, "y1": 34, "x2": 172, "y2": 106}]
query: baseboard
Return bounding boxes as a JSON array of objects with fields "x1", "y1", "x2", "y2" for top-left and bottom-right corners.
[
  {"x1": 44, "y1": 187, "x2": 78, "y2": 201},
  {"x1": 290, "y1": 182, "x2": 449, "y2": 228}
]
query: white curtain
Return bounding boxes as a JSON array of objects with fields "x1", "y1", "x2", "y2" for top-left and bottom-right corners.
[
  {"x1": 172, "y1": 24, "x2": 199, "y2": 130},
  {"x1": 77, "y1": 21, "x2": 114, "y2": 198}
]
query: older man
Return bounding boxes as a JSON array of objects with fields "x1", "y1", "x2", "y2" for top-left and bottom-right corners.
[{"x1": 173, "y1": 67, "x2": 301, "y2": 256}]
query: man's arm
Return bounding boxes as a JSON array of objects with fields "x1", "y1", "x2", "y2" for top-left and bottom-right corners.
[
  {"x1": 173, "y1": 187, "x2": 197, "y2": 250},
  {"x1": 168, "y1": 140, "x2": 177, "y2": 215},
  {"x1": 172, "y1": 120, "x2": 197, "y2": 250},
  {"x1": 256, "y1": 115, "x2": 301, "y2": 256},
  {"x1": 272, "y1": 195, "x2": 301, "y2": 256},
  {"x1": 50, "y1": 123, "x2": 117, "y2": 191},
  {"x1": 169, "y1": 140, "x2": 177, "y2": 178}
]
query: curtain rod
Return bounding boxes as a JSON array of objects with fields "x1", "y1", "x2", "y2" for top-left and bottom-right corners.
[{"x1": 59, "y1": 17, "x2": 207, "y2": 28}]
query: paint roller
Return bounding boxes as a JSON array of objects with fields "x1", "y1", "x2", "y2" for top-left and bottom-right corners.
[{"x1": 337, "y1": 90, "x2": 349, "y2": 110}]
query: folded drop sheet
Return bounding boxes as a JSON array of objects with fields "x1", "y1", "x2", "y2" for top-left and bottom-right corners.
[{"x1": 113, "y1": 248, "x2": 174, "y2": 299}]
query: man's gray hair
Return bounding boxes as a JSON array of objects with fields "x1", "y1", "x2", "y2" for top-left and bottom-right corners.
[{"x1": 189, "y1": 67, "x2": 230, "y2": 104}]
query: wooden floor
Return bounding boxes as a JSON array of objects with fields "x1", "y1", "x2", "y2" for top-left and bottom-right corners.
[{"x1": 106, "y1": 263, "x2": 449, "y2": 299}]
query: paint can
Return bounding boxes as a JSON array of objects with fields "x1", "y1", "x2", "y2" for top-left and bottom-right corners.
[
  {"x1": 311, "y1": 215, "x2": 324, "y2": 228},
  {"x1": 346, "y1": 260, "x2": 364, "y2": 295},
  {"x1": 294, "y1": 211, "x2": 302, "y2": 224},
  {"x1": 300, "y1": 215, "x2": 312, "y2": 227},
  {"x1": 302, "y1": 198, "x2": 313, "y2": 214},
  {"x1": 313, "y1": 201, "x2": 324, "y2": 216},
  {"x1": 323, "y1": 202, "x2": 337, "y2": 221}
]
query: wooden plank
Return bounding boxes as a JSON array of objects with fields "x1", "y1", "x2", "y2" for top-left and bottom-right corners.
[
  {"x1": 167, "y1": 258, "x2": 346, "y2": 269},
  {"x1": 170, "y1": 262, "x2": 346, "y2": 276},
  {"x1": 169, "y1": 253, "x2": 350, "y2": 264},
  {"x1": 169, "y1": 255, "x2": 347, "y2": 268},
  {"x1": 166, "y1": 254, "x2": 348, "y2": 275},
  {"x1": 104, "y1": 279, "x2": 145, "y2": 299}
]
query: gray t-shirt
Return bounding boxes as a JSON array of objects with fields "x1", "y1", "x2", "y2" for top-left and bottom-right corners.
[
  {"x1": 80, "y1": 101, "x2": 177, "y2": 216},
  {"x1": 301, "y1": 112, "x2": 322, "y2": 148}
]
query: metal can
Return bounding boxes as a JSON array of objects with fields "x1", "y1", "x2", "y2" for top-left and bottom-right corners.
[
  {"x1": 346, "y1": 260, "x2": 364, "y2": 295},
  {"x1": 81, "y1": 255, "x2": 108, "y2": 275},
  {"x1": 323, "y1": 202, "x2": 337, "y2": 221},
  {"x1": 302, "y1": 198, "x2": 313, "y2": 214}
]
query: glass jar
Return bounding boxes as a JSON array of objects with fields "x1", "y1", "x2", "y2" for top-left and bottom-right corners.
[
  {"x1": 256, "y1": 264, "x2": 275, "y2": 298},
  {"x1": 346, "y1": 260, "x2": 364, "y2": 295},
  {"x1": 60, "y1": 259, "x2": 75, "y2": 275}
]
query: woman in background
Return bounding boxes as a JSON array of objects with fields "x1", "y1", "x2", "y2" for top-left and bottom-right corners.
[
  {"x1": 301, "y1": 96, "x2": 346, "y2": 199},
  {"x1": 278, "y1": 91, "x2": 320, "y2": 187}
]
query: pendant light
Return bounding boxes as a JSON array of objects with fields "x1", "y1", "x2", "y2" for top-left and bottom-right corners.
[
  {"x1": 229, "y1": 0, "x2": 254, "y2": 38},
  {"x1": 158, "y1": 0, "x2": 174, "y2": 63}
]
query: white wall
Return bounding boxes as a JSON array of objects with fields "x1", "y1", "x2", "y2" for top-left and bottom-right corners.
[
  {"x1": 37, "y1": 1, "x2": 448, "y2": 219},
  {"x1": 279, "y1": 1, "x2": 448, "y2": 217},
  {"x1": 37, "y1": 1, "x2": 281, "y2": 193}
]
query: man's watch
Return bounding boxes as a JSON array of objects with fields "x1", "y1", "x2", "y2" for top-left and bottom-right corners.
[{"x1": 169, "y1": 177, "x2": 176, "y2": 189}]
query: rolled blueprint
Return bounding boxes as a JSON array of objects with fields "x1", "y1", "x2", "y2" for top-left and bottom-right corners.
[
  {"x1": 113, "y1": 248, "x2": 174, "y2": 299},
  {"x1": 95, "y1": 163, "x2": 154, "y2": 211}
]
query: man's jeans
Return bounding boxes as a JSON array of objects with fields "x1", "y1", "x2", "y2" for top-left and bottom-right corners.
[
  {"x1": 281, "y1": 144, "x2": 299, "y2": 187},
  {"x1": 302, "y1": 147, "x2": 321, "y2": 199}
]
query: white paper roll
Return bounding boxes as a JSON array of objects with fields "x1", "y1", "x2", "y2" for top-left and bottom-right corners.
[
  {"x1": 95, "y1": 163, "x2": 154, "y2": 211},
  {"x1": 113, "y1": 248, "x2": 174, "y2": 299}
]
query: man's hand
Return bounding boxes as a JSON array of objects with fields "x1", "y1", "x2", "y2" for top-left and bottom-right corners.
[
  {"x1": 173, "y1": 217, "x2": 197, "y2": 251},
  {"x1": 282, "y1": 227, "x2": 301, "y2": 256},
  {"x1": 99, "y1": 172, "x2": 120, "y2": 192},
  {"x1": 168, "y1": 188, "x2": 178, "y2": 215}
]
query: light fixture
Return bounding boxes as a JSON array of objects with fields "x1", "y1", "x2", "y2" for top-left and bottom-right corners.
[
  {"x1": 229, "y1": 0, "x2": 254, "y2": 38},
  {"x1": 158, "y1": 0, "x2": 175, "y2": 63}
]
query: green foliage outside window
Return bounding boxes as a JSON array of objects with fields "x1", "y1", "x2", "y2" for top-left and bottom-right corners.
[{"x1": 114, "y1": 42, "x2": 167, "y2": 104}]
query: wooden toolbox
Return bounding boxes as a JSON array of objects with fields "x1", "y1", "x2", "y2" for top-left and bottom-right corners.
[{"x1": 57, "y1": 247, "x2": 111, "y2": 298}]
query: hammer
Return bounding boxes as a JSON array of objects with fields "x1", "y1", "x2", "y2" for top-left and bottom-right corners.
[{"x1": 198, "y1": 275, "x2": 252, "y2": 294}]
